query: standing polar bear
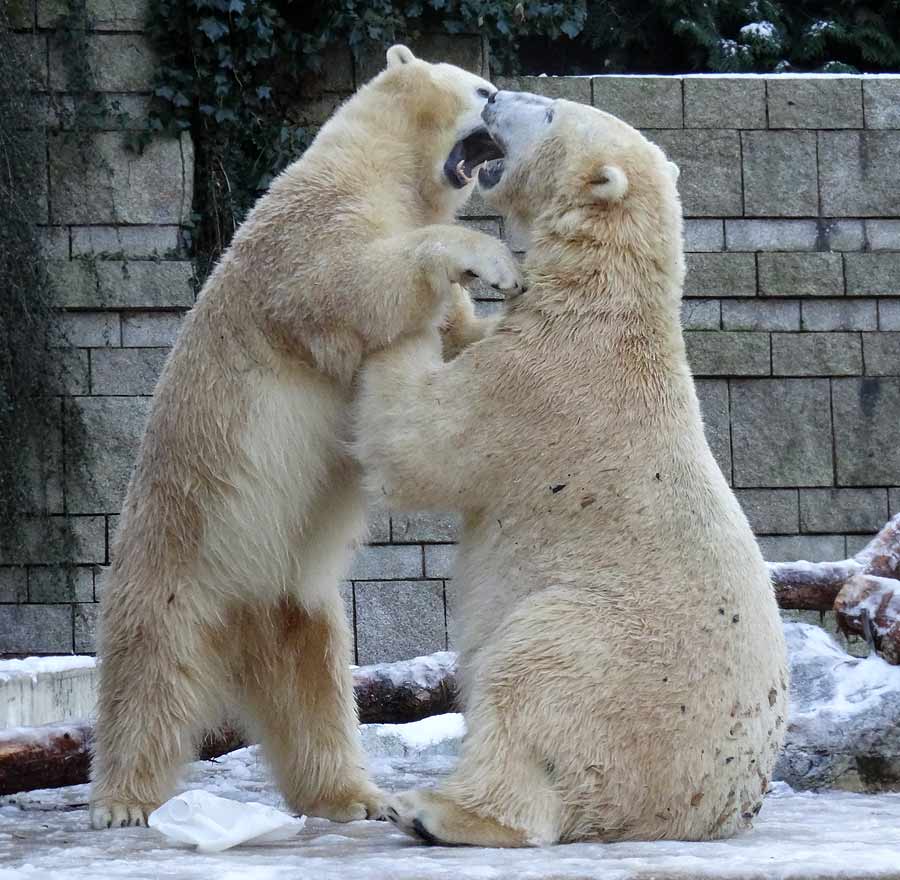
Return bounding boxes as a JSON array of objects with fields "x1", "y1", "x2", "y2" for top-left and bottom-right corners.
[
  {"x1": 354, "y1": 93, "x2": 789, "y2": 846},
  {"x1": 89, "y1": 46, "x2": 520, "y2": 830}
]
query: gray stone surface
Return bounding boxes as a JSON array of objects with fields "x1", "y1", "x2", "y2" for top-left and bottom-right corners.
[
  {"x1": 771, "y1": 332, "x2": 862, "y2": 377},
  {"x1": 0, "y1": 605, "x2": 73, "y2": 654},
  {"x1": 37, "y1": 227, "x2": 69, "y2": 259},
  {"x1": 57, "y1": 312, "x2": 120, "y2": 348},
  {"x1": 892, "y1": 488, "x2": 900, "y2": 517},
  {"x1": 683, "y1": 219, "x2": 724, "y2": 252},
  {"x1": 821, "y1": 220, "x2": 866, "y2": 252},
  {"x1": 0, "y1": 568, "x2": 28, "y2": 603},
  {"x1": 593, "y1": 77, "x2": 683, "y2": 128},
  {"x1": 820, "y1": 132, "x2": 900, "y2": 217},
  {"x1": 9, "y1": 33, "x2": 47, "y2": 89},
  {"x1": 19, "y1": 399, "x2": 63, "y2": 516},
  {"x1": 735, "y1": 488, "x2": 799, "y2": 534},
  {"x1": 91, "y1": 347, "x2": 168, "y2": 395},
  {"x1": 496, "y1": 75, "x2": 591, "y2": 103},
  {"x1": 799, "y1": 488, "x2": 889, "y2": 534},
  {"x1": 52, "y1": 94, "x2": 153, "y2": 131},
  {"x1": 758, "y1": 253, "x2": 844, "y2": 297},
  {"x1": 348, "y1": 545, "x2": 423, "y2": 580},
  {"x1": 863, "y1": 79, "x2": 900, "y2": 129},
  {"x1": 424, "y1": 545, "x2": 456, "y2": 579},
  {"x1": 863, "y1": 333, "x2": 900, "y2": 376},
  {"x1": 844, "y1": 254, "x2": 900, "y2": 296},
  {"x1": 683, "y1": 76, "x2": 766, "y2": 129},
  {"x1": 725, "y1": 220, "x2": 817, "y2": 252},
  {"x1": 880, "y1": 301, "x2": 900, "y2": 331},
  {"x1": 644, "y1": 130, "x2": 742, "y2": 216},
  {"x1": 866, "y1": 219, "x2": 900, "y2": 251},
  {"x1": 49, "y1": 260, "x2": 194, "y2": 309},
  {"x1": 365, "y1": 503, "x2": 390, "y2": 544},
  {"x1": 801, "y1": 300, "x2": 878, "y2": 332},
  {"x1": 392, "y1": 512, "x2": 461, "y2": 544},
  {"x1": 731, "y1": 379, "x2": 834, "y2": 487},
  {"x1": 121, "y1": 311, "x2": 184, "y2": 346},
  {"x1": 722, "y1": 300, "x2": 799, "y2": 331},
  {"x1": 38, "y1": 0, "x2": 150, "y2": 30},
  {"x1": 833, "y1": 378, "x2": 900, "y2": 486},
  {"x1": 1, "y1": 516, "x2": 106, "y2": 566},
  {"x1": 71, "y1": 226, "x2": 181, "y2": 258},
  {"x1": 28, "y1": 566, "x2": 94, "y2": 603},
  {"x1": 354, "y1": 580, "x2": 445, "y2": 665},
  {"x1": 685, "y1": 331, "x2": 770, "y2": 376},
  {"x1": 742, "y1": 131, "x2": 818, "y2": 217},
  {"x1": 684, "y1": 253, "x2": 756, "y2": 297},
  {"x1": 695, "y1": 380, "x2": 732, "y2": 482},
  {"x1": 74, "y1": 602, "x2": 99, "y2": 653},
  {"x1": 757, "y1": 534, "x2": 846, "y2": 563},
  {"x1": 767, "y1": 77, "x2": 863, "y2": 129},
  {"x1": 50, "y1": 132, "x2": 193, "y2": 225},
  {"x1": 65, "y1": 396, "x2": 150, "y2": 513},
  {"x1": 50, "y1": 34, "x2": 156, "y2": 92},
  {"x1": 681, "y1": 299, "x2": 721, "y2": 330},
  {"x1": 47, "y1": 350, "x2": 90, "y2": 396}
]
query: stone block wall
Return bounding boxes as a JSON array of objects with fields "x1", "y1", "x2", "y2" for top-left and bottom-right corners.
[{"x1": 1, "y1": 13, "x2": 898, "y2": 661}]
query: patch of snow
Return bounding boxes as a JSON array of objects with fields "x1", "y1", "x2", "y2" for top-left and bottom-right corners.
[
  {"x1": 363, "y1": 713, "x2": 466, "y2": 760},
  {"x1": 0, "y1": 656, "x2": 95, "y2": 683},
  {"x1": 809, "y1": 20, "x2": 835, "y2": 36},
  {"x1": 740, "y1": 21, "x2": 778, "y2": 41}
]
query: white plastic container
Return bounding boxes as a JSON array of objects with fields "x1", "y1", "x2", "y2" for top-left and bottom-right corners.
[{"x1": 148, "y1": 790, "x2": 306, "y2": 852}]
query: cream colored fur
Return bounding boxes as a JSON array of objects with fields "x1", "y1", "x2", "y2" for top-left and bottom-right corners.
[
  {"x1": 354, "y1": 94, "x2": 788, "y2": 847},
  {"x1": 88, "y1": 47, "x2": 520, "y2": 830}
]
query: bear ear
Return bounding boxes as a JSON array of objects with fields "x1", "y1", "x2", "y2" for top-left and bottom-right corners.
[
  {"x1": 667, "y1": 160, "x2": 680, "y2": 182},
  {"x1": 386, "y1": 44, "x2": 416, "y2": 68},
  {"x1": 589, "y1": 165, "x2": 628, "y2": 202}
]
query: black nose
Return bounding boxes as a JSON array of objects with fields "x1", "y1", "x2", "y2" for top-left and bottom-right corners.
[{"x1": 487, "y1": 91, "x2": 497, "y2": 104}]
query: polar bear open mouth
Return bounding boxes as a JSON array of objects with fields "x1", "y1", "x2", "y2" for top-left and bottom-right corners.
[
  {"x1": 477, "y1": 158, "x2": 504, "y2": 189},
  {"x1": 444, "y1": 127, "x2": 504, "y2": 189}
]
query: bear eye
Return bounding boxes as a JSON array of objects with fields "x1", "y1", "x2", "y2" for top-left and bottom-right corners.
[
  {"x1": 476, "y1": 87, "x2": 492, "y2": 98},
  {"x1": 545, "y1": 108, "x2": 555, "y2": 123}
]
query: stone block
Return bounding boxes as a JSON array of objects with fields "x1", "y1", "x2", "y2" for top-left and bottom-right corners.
[
  {"x1": 820, "y1": 220, "x2": 866, "y2": 252},
  {"x1": 863, "y1": 333, "x2": 900, "y2": 376},
  {"x1": 891, "y1": 488, "x2": 900, "y2": 517},
  {"x1": 844, "y1": 254, "x2": 900, "y2": 297},
  {"x1": 0, "y1": 567, "x2": 28, "y2": 603},
  {"x1": 9, "y1": 34, "x2": 47, "y2": 89},
  {"x1": 392, "y1": 512, "x2": 461, "y2": 543},
  {"x1": 366, "y1": 502, "x2": 390, "y2": 544},
  {"x1": 1, "y1": 516, "x2": 106, "y2": 565},
  {"x1": 801, "y1": 300, "x2": 877, "y2": 332},
  {"x1": 866, "y1": 220, "x2": 900, "y2": 251},
  {"x1": 771, "y1": 333, "x2": 862, "y2": 377},
  {"x1": 695, "y1": 380, "x2": 731, "y2": 483},
  {"x1": 9, "y1": 129, "x2": 48, "y2": 223},
  {"x1": 28, "y1": 565, "x2": 94, "y2": 602},
  {"x1": 474, "y1": 300, "x2": 503, "y2": 319},
  {"x1": 683, "y1": 77, "x2": 766, "y2": 129},
  {"x1": 742, "y1": 131, "x2": 818, "y2": 217},
  {"x1": 121, "y1": 311, "x2": 184, "y2": 346},
  {"x1": 65, "y1": 396, "x2": 150, "y2": 513},
  {"x1": 19, "y1": 399, "x2": 63, "y2": 515},
  {"x1": 57, "y1": 312, "x2": 120, "y2": 347},
  {"x1": 725, "y1": 220, "x2": 817, "y2": 252},
  {"x1": 46, "y1": 349, "x2": 90, "y2": 395},
  {"x1": 50, "y1": 260, "x2": 194, "y2": 309},
  {"x1": 6, "y1": 0, "x2": 34, "y2": 28},
  {"x1": 91, "y1": 347, "x2": 168, "y2": 395},
  {"x1": 683, "y1": 219, "x2": 724, "y2": 252},
  {"x1": 0, "y1": 605, "x2": 73, "y2": 654},
  {"x1": 684, "y1": 253, "x2": 756, "y2": 297},
  {"x1": 644, "y1": 130, "x2": 742, "y2": 216},
  {"x1": 731, "y1": 379, "x2": 833, "y2": 487},
  {"x1": 50, "y1": 34, "x2": 155, "y2": 92},
  {"x1": 38, "y1": 0, "x2": 148, "y2": 29},
  {"x1": 722, "y1": 300, "x2": 799, "y2": 331},
  {"x1": 833, "y1": 378, "x2": 900, "y2": 486},
  {"x1": 845, "y1": 534, "x2": 877, "y2": 557},
  {"x1": 37, "y1": 227, "x2": 69, "y2": 259},
  {"x1": 356, "y1": 34, "x2": 485, "y2": 83},
  {"x1": 354, "y1": 580, "x2": 445, "y2": 665},
  {"x1": 735, "y1": 489, "x2": 799, "y2": 535},
  {"x1": 424, "y1": 544, "x2": 456, "y2": 579},
  {"x1": 496, "y1": 75, "x2": 591, "y2": 103},
  {"x1": 758, "y1": 253, "x2": 843, "y2": 298},
  {"x1": 50, "y1": 132, "x2": 193, "y2": 225},
  {"x1": 880, "y1": 301, "x2": 900, "y2": 331},
  {"x1": 71, "y1": 226, "x2": 181, "y2": 259},
  {"x1": 52, "y1": 94, "x2": 152, "y2": 132},
  {"x1": 799, "y1": 489, "x2": 889, "y2": 534},
  {"x1": 766, "y1": 77, "x2": 863, "y2": 129},
  {"x1": 74, "y1": 602, "x2": 99, "y2": 653},
  {"x1": 593, "y1": 77, "x2": 682, "y2": 128},
  {"x1": 820, "y1": 132, "x2": 900, "y2": 217},
  {"x1": 348, "y1": 545, "x2": 422, "y2": 581},
  {"x1": 685, "y1": 332, "x2": 770, "y2": 376},
  {"x1": 757, "y1": 534, "x2": 846, "y2": 563},
  {"x1": 863, "y1": 80, "x2": 900, "y2": 129},
  {"x1": 681, "y1": 299, "x2": 720, "y2": 330}
]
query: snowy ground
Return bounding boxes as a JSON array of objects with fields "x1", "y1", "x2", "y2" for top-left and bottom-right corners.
[{"x1": 2, "y1": 716, "x2": 900, "y2": 880}]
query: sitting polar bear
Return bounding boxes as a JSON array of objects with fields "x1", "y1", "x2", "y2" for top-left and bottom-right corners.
[
  {"x1": 89, "y1": 46, "x2": 521, "y2": 830},
  {"x1": 354, "y1": 92, "x2": 789, "y2": 847}
]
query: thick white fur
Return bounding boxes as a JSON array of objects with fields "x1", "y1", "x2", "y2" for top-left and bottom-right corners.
[
  {"x1": 355, "y1": 95, "x2": 788, "y2": 847},
  {"x1": 88, "y1": 47, "x2": 519, "y2": 830}
]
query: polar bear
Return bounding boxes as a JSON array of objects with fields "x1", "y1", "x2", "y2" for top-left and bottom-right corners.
[
  {"x1": 353, "y1": 92, "x2": 789, "y2": 846},
  {"x1": 88, "y1": 46, "x2": 521, "y2": 830}
]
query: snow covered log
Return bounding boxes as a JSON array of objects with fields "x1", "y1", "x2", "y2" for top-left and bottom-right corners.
[
  {"x1": 0, "y1": 653, "x2": 458, "y2": 796},
  {"x1": 768, "y1": 514, "x2": 900, "y2": 664}
]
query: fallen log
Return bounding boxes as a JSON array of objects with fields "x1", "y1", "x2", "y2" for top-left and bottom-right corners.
[{"x1": 0, "y1": 652, "x2": 458, "y2": 797}]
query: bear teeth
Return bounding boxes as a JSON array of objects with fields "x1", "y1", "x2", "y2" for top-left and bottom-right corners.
[{"x1": 456, "y1": 158, "x2": 473, "y2": 185}]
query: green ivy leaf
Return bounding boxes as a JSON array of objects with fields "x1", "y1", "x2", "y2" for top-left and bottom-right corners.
[{"x1": 198, "y1": 17, "x2": 229, "y2": 41}]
